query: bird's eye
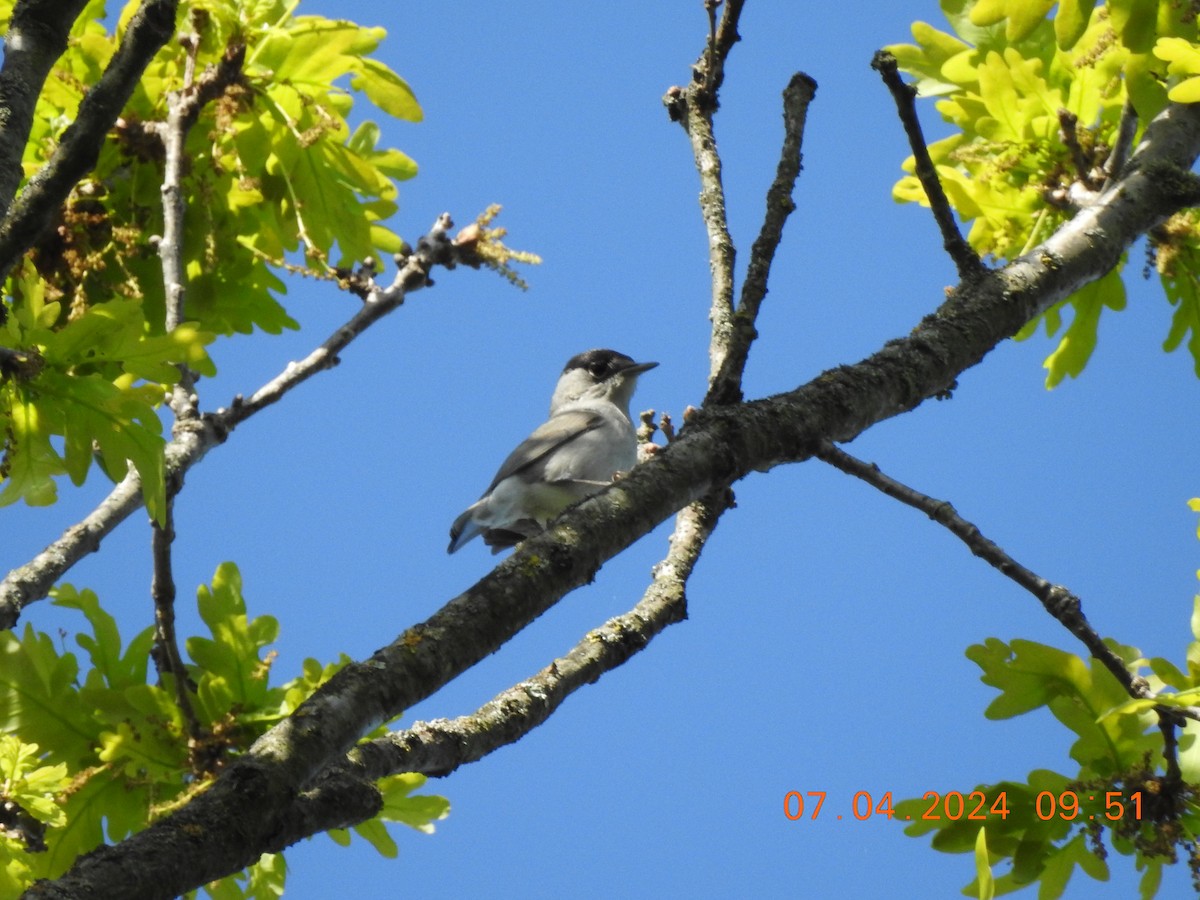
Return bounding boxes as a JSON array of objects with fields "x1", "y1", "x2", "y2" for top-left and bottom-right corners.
[{"x1": 589, "y1": 363, "x2": 607, "y2": 377}]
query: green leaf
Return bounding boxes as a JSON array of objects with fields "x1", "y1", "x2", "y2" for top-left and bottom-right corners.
[
  {"x1": 0, "y1": 736, "x2": 70, "y2": 827},
  {"x1": 189, "y1": 563, "x2": 281, "y2": 720},
  {"x1": 1054, "y1": 0, "x2": 1097, "y2": 50},
  {"x1": 967, "y1": 637, "x2": 1152, "y2": 775},
  {"x1": 0, "y1": 388, "x2": 63, "y2": 507},
  {"x1": 253, "y1": 18, "x2": 385, "y2": 86},
  {"x1": 1138, "y1": 860, "x2": 1164, "y2": 899},
  {"x1": 36, "y1": 370, "x2": 167, "y2": 521},
  {"x1": 350, "y1": 818, "x2": 397, "y2": 859},
  {"x1": 1147, "y1": 655, "x2": 1189, "y2": 690},
  {"x1": 1041, "y1": 266, "x2": 1127, "y2": 388},
  {"x1": 1125, "y1": 50, "x2": 1169, "y2": 120},
  {"x1": 349, "y1": 57, "x2": 422, "y2": 122},
  {"x1": 970, "y1": 0, "x2": 1055, "y2": 42},
  {"x1": 0, "y1": 626, "x2": 93, "y2": 764},
  {"x1": 968, "y1": 638, "x2": 1087, "y2": 720},
  {"x1": 1111, "y1": 0, "x2": 1162, "y2": 52},
  {"x1": 52, "y1": 584, "x2": 153, "y2": 691},
  {"x1": 973, "y1": 826, "x2": 995, "y2": 899},
  {"x1": 1038, "y1": 832, "x2": 1109, "y2": 898},
  {"x1": 1167, "y1": 76, "x2": 1200, "y2": 102},
  {"x1": 328, "y1": 771, "x2": 449, "y2": 860},
  {"x1": 97, "y1": 719, "x2": 184, "y2": 780},
  {"x1": 379, "y1": 772, "x2": 450, "y2": 834},
  {"x1": 1161, "y1": 237, "x2": 1200, "y2": 378},
  {"x1": 52, "y1": 771, "x2": 151, "y2": 866},
  {"x1": 199, "y1": 852, "x2": 287, "y2": 900}
]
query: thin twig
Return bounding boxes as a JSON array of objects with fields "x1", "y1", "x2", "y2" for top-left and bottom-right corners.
[
  {"x1": 348, "y1": 490, "x2": 728, "y2": 780},
  {"x1": 702, "y1": 0, "x2": 720, "y2": 93},
  {"x1": 155, "y1": 40, "x2": 246, "y2": 319},
  {"x1": 663, "y1": 0, "x2": 747, "y2": 397},
  {"x1": 150, "y1": 38, "x2": 245, "y2": 417},
  {"x1": 149, "y1": 496, "x2": 203, "y2": 746},
  {"x1": 144, "y1": 30, "x2": 224, "y2": 746},
  {"x1": 815, "y1": 441, "x2": 1161, "y2": 706},
  {"x1": 871, "y1": 50, "x2": 985, "y2": 282},
  {"x1": 0, "y1": 214, "x2": 474, "y2": 629},
  {"x1": 220, "y1": 215, "x2": 460, "y2": 428},
  {"x1": 707, "y1": 71, "x2": 816, "y2": 405},
  {"x1": 156, "y1": 38, "x2": 195, "y2": 413},
  {"x1": 1159, "y1": 717, "x2": 1183, "y2": 790},
  {"x1": 1057, "y1": 108, "x2": 1092, "y2": 183},
  {"x1": 1103, "y1": 100, "x2": 1140, "y2": 188},
  {"x1": 699, "y1": 0, "x2": 744, "y2": 105}
]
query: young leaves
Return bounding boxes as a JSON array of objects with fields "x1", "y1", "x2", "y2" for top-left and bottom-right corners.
[
  {"x1": 0, "y1": 0, "x2": 422, "y2": 515},
  {"x1": 0, "y1": 276, "x2": 215, "y2": 519},
  {"x1": 887, "y1": 0, "x2": 1200, "y2": 385},
  {"x1": 897, "y1": 501, "x2": 1200, "y2": 897},
  {"x1": 0, "y1": 565, "x2": 448, "y2": 897}
]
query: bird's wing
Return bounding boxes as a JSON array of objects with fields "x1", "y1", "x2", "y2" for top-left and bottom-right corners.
[{"x1": 483, "y1": 409, "x2": 604, "y2": 493}]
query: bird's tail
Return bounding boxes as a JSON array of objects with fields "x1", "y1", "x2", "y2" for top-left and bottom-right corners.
[{"x1": 447, "y1": 506, "x2": 486, "y2": 553}]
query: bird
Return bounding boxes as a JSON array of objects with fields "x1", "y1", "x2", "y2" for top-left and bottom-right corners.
[{"x1": 448, "y1": 348, "x2": 658, "y2": 554}]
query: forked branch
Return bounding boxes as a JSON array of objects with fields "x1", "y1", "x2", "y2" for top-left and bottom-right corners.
[
  {"x1": 708, "y1": 71, "x2": 816, "y2": 405},
  {"x1": 0, "y1": 215, "x2": 484, "y2": 629}
]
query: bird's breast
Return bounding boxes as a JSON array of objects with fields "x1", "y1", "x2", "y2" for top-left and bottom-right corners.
[{"x1": 543, "y1": 416, "x2": 635, "y2": 483}]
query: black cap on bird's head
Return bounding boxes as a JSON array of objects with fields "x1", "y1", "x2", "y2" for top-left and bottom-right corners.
[
  {"x1": 551, "y1": 349, "x2": 658, "y2": 412},
  {"x1": 562, "y1": 348, "x2": 658, "y2": 381}
]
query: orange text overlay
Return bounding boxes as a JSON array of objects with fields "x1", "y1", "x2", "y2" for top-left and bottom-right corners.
[{"x1": 783, "y1": 790, "x2": 1145, "y2": 822}]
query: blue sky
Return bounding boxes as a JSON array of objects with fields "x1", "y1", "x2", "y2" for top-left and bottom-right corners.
[{"x1": 9, "y1": 0, "x2": 1200, "y2": 897}]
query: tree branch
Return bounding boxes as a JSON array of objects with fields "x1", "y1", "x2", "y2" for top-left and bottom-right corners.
[
  {"x1": 663, "y1": 0, "x2": 746, "y2": 396},
  {"x1": 26, "y1": 479, "x2": 731, "y2": 881},
  {"x1": 0, "y1": 215, "x2": 477, "y2": 629},
  {"x1": 1057, "y1": 108, "x2": 1094, "y2": 187},
  {"x1": 707, "y1": 71, "x2": 816, "y2": 405},
  {"x1": 666, "y1": 7, "x2": 814, "y2": 406},
  {"x1": 0, "y1": 0, "x2": 91, "y2": 218},
  {"x1": 352, "y1": 489, "x2": 728, "y2": 781},
  {"x1": 219, "y1": 215, "x2": 463, "y2": 429},
  {"x1": 871, "y1": 50, "x2": 985, "y2": 282},
  {"x1": 147, "y1": 34, "x2": 201, "y2": 713},
  {"x1": 0, "y1": 0, "x2": 181, "y2": 286},
  {"x1": 154, "y1": 35, "x2": 246, "y2": 335},
  {"x1": 698, "y1": 0, "x2": 744, "y2": 103},
  {"x1": 1104, "y1": 100, "x2": 1140, "y2": 186},
  {"x1": 143, "y1": 35, "x2": 249, "y2": 752},
  {"x1": 814, "y1": 441, "x2": 1157, "y2": 702},
  {"x1": 149, "y1": 497, "x2": 203, "y2": 747}
]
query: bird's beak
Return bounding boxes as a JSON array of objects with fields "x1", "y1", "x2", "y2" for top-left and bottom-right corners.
[{"x1": 621, "y1": 360, "x2": 659, "y2": 377}]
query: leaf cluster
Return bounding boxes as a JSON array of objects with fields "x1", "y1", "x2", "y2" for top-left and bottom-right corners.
[
  {"x1": 0, "y1": 0, "x2": 421, "y2": 519},
  {"x1": 0, "y1": 562, "x2": 447, "y2": 898},
  {"x1": 898, "y1": 576, "x2": 1200, "y2": 897},
  {"x1": 1, "y1": 259, "x2": 215, "y2": 519},
  {"x1": 887, "y1": 0, "x2": 1200, "y2": 386}
]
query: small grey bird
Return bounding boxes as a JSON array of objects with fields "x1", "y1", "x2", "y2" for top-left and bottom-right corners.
[{"x1": 448, "y1": 349, "x2": 657, "y2": 553}]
